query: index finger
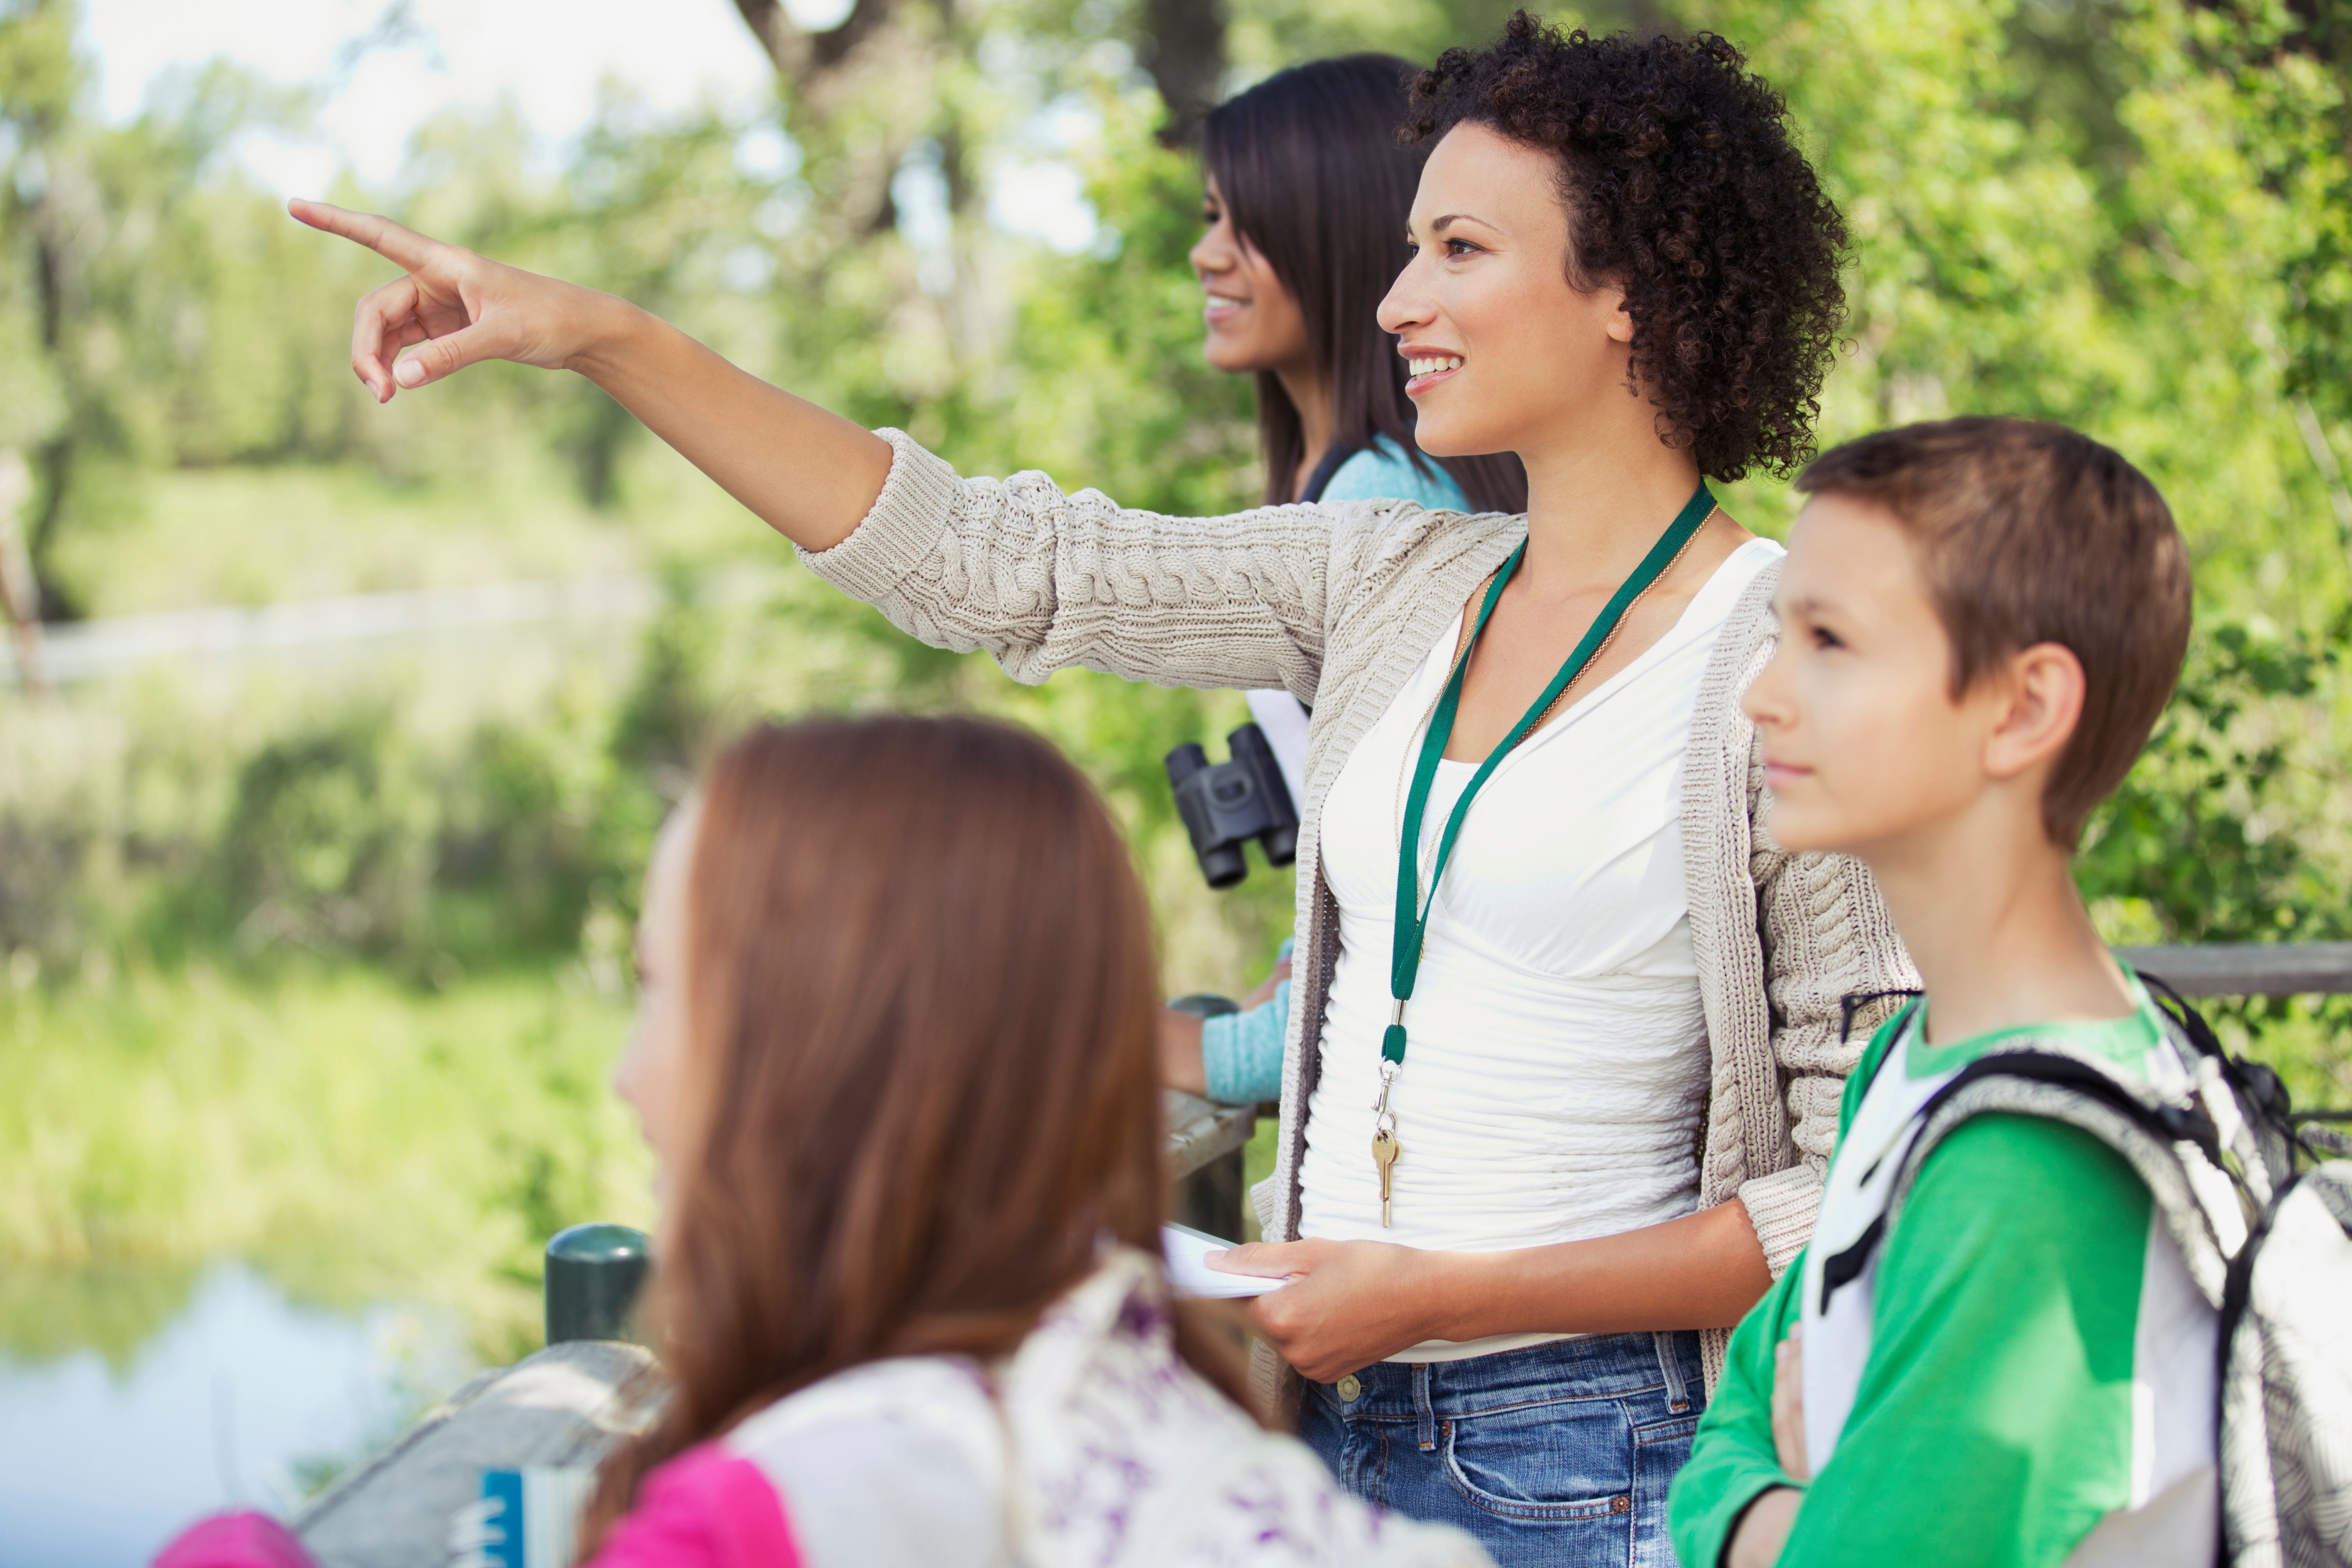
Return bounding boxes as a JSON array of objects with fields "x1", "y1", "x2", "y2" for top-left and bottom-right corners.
[{"x1": 288, "y1": 198, "x2": 443, "y2": 273}]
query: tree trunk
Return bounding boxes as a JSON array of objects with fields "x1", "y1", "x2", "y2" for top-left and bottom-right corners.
[
  {"x1": 732, "y1": 0, "x2": 900, "y2": 84},
  {"x1": 1140, "y1": 0, "x2": 1226, "y2": 145},
  {"x1": 0, "y1": 450, "x2": 48, "y2": 695}
]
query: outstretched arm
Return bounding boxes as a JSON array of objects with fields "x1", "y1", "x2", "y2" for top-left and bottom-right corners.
[{"x1": 288, "y1": 200, "x2": 892, "y2": 552}]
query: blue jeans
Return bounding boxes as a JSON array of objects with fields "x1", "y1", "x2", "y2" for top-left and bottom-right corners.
[{"x1": 1298, "y1": 1330, "x2": 1704, "y2": 1568}]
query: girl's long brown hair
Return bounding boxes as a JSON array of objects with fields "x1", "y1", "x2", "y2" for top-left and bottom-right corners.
[{"x1": 585, "y1": 715, "x2": 1248, "y2": 1547}]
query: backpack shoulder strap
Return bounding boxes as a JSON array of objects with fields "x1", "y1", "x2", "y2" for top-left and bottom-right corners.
[
  {"x1": 1827, "y1": 1044, "x2": 2242, "y2": 1314},
  {"x1": 2136, "y1": 970, "x2": 2305, "y2": 1188}
]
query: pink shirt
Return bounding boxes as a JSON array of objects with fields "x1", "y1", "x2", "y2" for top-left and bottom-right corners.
[
  {"x1": 155, "y1": 1450, "x2": 798, "y2": 1568},
  {"x1": 585, "y1": 1446, "x2": 801, "y2": 1568}
]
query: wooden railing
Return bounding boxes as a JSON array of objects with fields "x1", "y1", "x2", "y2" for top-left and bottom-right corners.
[
  {"x1": 295, "y1": 1340, "x2": 662, "y2": 1568},
  {"x1": 1160, "y1": 942, "x2": 2352, "y2": 1239},
  {"x1": 2115, "y1": 941, "x2": 2352, "y2": 999},
  {"x1": 1164, "y1": 1088, "x2": 1261, "y2": 1181},
  {"x1": 290, "y1": 1096, "x2": 1264, "y2": 1566}
]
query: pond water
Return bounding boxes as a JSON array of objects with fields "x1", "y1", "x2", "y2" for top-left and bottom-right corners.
[{"x1": 0, "y1": 1263, "x2": 474, "y2": 1568}]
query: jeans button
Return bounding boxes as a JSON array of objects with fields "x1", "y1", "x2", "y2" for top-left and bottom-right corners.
[{"x1": 1336, "y1": 1373, "x2": 1362, "y2": 1402}]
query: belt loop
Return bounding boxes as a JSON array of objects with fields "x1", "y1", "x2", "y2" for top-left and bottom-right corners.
[
  {"x1": 1653, "y1": 1331, "x2": 1691, "y2": 1415},
  {"x1": 1413, "y1": 1364, "x2": 1437, "y2": 1451}
]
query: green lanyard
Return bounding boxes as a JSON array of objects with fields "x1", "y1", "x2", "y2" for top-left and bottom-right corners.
[{"x1": 1367, "y1": 479, "x2": 1715, "y2": 1225}]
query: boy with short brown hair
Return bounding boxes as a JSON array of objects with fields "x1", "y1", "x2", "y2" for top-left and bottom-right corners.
[{"x1": 1668, "y1": 417, "x2": 2207, "y2": 1567}]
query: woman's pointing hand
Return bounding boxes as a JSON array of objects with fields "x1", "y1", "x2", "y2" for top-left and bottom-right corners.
[
  {"x1": 288, "y1": 196, "x2": 891, "y2": 552},
  {"x1": 289, "y1": 198, "x2": 618, "y2": 402}
]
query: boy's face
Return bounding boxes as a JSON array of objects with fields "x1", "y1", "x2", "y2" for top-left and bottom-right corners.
[{"x1": 1744, "y1": 494, "x2": 2009, "y2": 858}]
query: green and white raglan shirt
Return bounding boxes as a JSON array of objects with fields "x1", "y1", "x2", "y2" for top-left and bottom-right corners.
[{"x1": 1669, "y1": 981, "x2": 2220, "y2": 1567}]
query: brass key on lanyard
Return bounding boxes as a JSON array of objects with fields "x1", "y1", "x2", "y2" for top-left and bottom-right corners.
[
  {"x1": 1371, "y1": 1128, "x2": 1400, "y2": 1226},
  {"x1": 1375, "y1": 479, "x2": 1717, "y2": 1227},
  {"x1": 1371, "y1": 1058, "x2": 1401, "y2": 1226}
]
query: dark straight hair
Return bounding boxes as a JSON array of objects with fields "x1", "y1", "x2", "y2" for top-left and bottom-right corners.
[{"x1": 1202, "y1": 56, "x2": 1528, "y2": 513}]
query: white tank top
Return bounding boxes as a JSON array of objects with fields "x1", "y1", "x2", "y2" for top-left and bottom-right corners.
[{"x1": 1298, "y1": 537, "x2": 1781, "y2": 1360}]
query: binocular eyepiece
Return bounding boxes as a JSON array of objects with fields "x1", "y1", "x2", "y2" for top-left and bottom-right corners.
[{"x1": 1165, "y1": 723, "x2": 1300, "y2": 889}]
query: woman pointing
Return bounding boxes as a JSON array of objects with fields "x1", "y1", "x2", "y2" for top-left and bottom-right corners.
[{"x1": 295, "y1": 19, "x2": 1913, "y2": 1565}]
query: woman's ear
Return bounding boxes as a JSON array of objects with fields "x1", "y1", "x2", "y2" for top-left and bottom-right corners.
[
  {"x1": 1603, "y1": 285, "x2": 1634, "y2": 344},
  {"x1": 1981, "y1": 642, "x2": 2086, "y2": 782}
]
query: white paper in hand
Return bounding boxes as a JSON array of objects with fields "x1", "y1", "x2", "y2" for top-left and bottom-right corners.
[{"x1": 1161, "y1": 1223, "x2": 1290, "y2": 1298}]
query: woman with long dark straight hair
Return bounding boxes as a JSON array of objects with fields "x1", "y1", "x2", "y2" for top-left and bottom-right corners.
[
  {"x1": 1166, "y1": 56, "x2": 1527, "y2": 1107},
  {"x1": 1192, "y1": 54, "x2": 1527, "y2": 514},
  {"x1": 297, "y1": 18, "x2": 1919, "y2": 1564}
]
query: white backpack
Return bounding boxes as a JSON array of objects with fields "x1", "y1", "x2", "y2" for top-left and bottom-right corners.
[{"x1": 1834, "y1": 976, "x2": 2352, "y2": 1566}]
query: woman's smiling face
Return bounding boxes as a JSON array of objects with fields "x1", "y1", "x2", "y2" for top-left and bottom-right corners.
[
  {"x1": 1189, "y1": 172, "x2": 1311, "y2": 377},
  {"x1": 1378, "y1": 122, "x2": 1635, "y2": 461}
]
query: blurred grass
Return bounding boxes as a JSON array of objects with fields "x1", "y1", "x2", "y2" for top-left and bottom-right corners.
[
  {"x1": 55, "y1": 462, "x2": 630, "y2": 615},
  {"x1": 50, "y1": 437, "x2": 772, "y2": 620},
  {"x1": 0, "y1": 960, "x2": 648, "y2": 1362}
]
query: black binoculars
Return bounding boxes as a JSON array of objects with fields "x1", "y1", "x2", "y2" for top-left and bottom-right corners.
[{"x1": 1165, "y1": 723, "x2": 1300, "y2": 889}]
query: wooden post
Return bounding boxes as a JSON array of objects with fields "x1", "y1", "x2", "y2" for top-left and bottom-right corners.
[
  {"x1": 545, "y1": 1223, "x2": 651, "y2": 1345},
  {"x1": 1164, "y1": 1088, "x2": 1257, "y2": 1242}
]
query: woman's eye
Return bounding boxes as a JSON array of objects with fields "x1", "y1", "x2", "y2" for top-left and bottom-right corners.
[{"x1": 1446, "y1": 238, "x2": 1480, "y2": 257}]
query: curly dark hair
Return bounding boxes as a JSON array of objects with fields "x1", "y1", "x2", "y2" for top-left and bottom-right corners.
[{"x1": 1405, "y1": 15, "x2": 1848, "y2": 480}]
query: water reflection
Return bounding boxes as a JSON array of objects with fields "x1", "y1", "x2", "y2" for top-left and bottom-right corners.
[{"x1": 0, "y1": 1263, "x2": 473, "y2": 1568}]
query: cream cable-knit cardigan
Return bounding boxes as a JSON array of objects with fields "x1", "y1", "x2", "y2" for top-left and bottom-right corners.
[{"x1": 799, "y1": 430, "x2": 1918, "y2": 1394}]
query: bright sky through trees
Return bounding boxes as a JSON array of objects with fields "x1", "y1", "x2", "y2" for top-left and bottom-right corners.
[
  {"x1": 76, "y1": 0, "x2": 1097, "y2": 245},
  {"x1": 80, "y1": 0, "x2": 778, "y2": 188}
]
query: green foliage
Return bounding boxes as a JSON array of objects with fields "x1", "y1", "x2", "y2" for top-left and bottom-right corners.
[
  {"x1": 0, "y1": 685, "x2": 648, "y2": 980},
  {"x1": 2081, "y1": 617, "x2": 2344, "y2": 948},
  {"x1": 1684, "y1": 0, "x2": 2352, "y2": 980},
  {"x1": 0, "y1": 552, "x2": 1296, "y2": 999},
  {"x1": 0, "y1": 964, "x2": 648, "y2": 1359}
]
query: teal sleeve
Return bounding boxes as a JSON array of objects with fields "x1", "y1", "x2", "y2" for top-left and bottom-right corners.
[
  {"x1": 1200, "y1": 978, "x2": 1289, "y2": 1104},
  {"x1": 1670, "y1": 1251, "x2": 1807, "y2": 1568},
  {"x1": 1774, "y1": 1116, "x2": 2155, "y2": 1568},
  {"x1": 1318, "y1": 439, "x2": 1471, "y2": 512}
]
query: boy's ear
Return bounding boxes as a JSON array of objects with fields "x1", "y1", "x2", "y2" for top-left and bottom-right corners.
[{"x1": 1981, "y1": 642, "x2": 2086, "y2": 782}]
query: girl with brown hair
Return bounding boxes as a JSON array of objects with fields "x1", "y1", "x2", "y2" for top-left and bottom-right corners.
[
  {"x1": 153, "y1": 714, "x2": 1486, "y2": 1565},
  {"x1": 582, "y1": 714, "x2": 1483, "y2": 1566}
]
